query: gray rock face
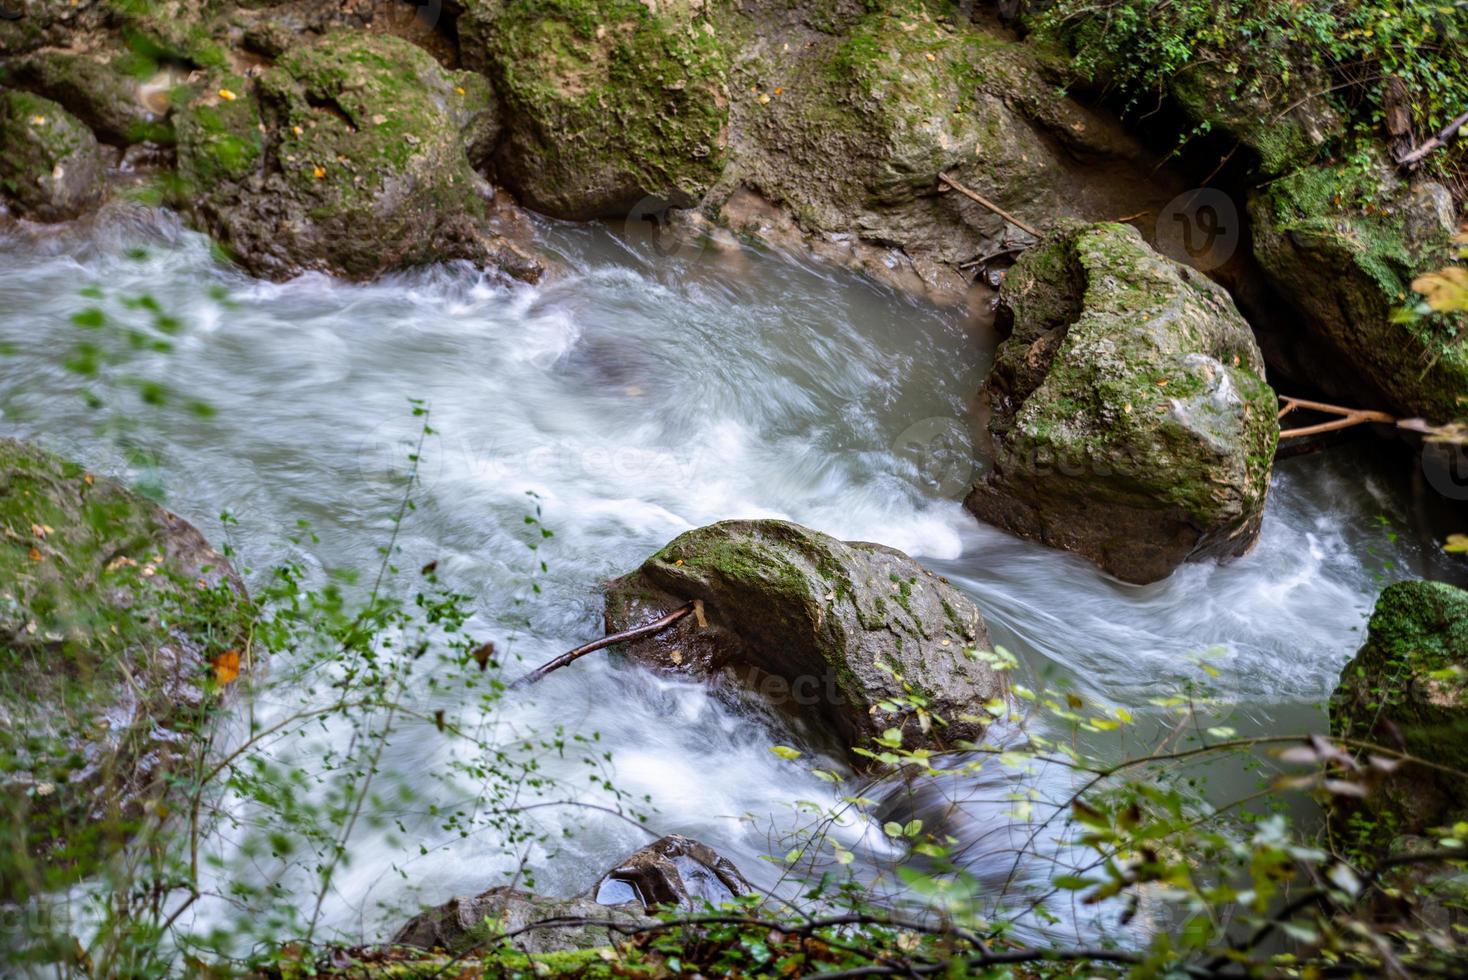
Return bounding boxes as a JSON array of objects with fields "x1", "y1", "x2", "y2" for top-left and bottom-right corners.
[
  {"x1": 0, "y1": 91, "x2": 106, "y2": 222},
  {"x1": 964, "y1": 223, "x2": 1278, "y2": 585},
  {"x1": 604, "y1": 520, "x2": 1004, "y2": 760}
]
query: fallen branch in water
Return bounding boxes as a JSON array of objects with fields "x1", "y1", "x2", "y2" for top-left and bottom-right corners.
[
  {"x1": 1397, "y1": 107, "x2": 1468, "y2": 167},
  {"x1": 937, "y1": 173, "x2": 1042, "y2": 239},
  {"x1": 510, "y1": 601, "x2": 696, "y2": 688},
  {"x1": 1277, "y1": 395, "x2": 1398, "y2": 439}
]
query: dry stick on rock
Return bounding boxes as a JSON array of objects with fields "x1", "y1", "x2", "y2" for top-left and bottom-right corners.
[
  {"x1": 937, "y1": 172, "x2": 1043, "y2": 239},
  {"x1": 1398, "y1": 107, "x2": 1468, "y2": 167},
  {"x1": 1277, "y1": 395, "x2": 1398, "y2": 439},
  {"x1": 510, "y1": 601, "x2": 696, "y2": 688}
]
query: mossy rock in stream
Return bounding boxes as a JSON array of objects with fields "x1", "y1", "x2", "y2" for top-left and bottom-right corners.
[
  {"x1": 1330, "y1": 580, "x2": 1468, "y2": 845},
  {"x1": 459, "y1": 0, "x2": 730, "y2": 219},
  {"x1": 173, "y1": 30, "x2": 542, "y2": 282},
  {"x1": 0, "y1": 90, "x2": 107, "y2": 222},
  {"x1": 604, "y1": 519, "x2": 1004, "y2": 762},
  {"x1": 0, "y1": 439, "x2": 249, "y2": 899},
  {"x1": 1249, "y1": 164, "x2": 1467, "y2": 423},
  {"x1": 965, "y1": 222, "x2": 1278, "y2": 585}
]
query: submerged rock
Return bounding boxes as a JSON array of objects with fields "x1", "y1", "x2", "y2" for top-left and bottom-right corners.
[
  {"x1": 393, "y1": 834, "x2": 748, "y2": 955},
  {"x1": 965, "y1": 223, "x2": 1278, "y2": 585},
  {"x1": 0, "y1": 440, "x2": 249, "y2": 898},
  {"x1": 0, "y1": 91, "x2": 107, "y2": 222},
  {"x1": 460, "y1": 0, "x2": 730, "y2": 220},
  {"x1": 604, "y1": 520, "x2": 1004, "y2": 759},
  {"x1": 1331, "y1": 580, "x2": 1468, "y2": 840},
  {"x1": 1250, "y1": 165, "x2": 1466, "y2": 423},
  {"x1": 173, "y1": 31, "x2": 542, "y2": 282},
  {"x1": 592, "y1": 834, "x2": 752, "y2": 911}
]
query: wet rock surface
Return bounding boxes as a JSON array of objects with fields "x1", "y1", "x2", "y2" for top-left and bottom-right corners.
[
  {"x1": 593, "y1": 834, "x2": 753, "y2": 911},
  {"x1": 605, "y1": 519, "x2": 1004, "y2": 760},
  {"x1": 965, "y1": 223, "x2": 1278, "y2": 584}
]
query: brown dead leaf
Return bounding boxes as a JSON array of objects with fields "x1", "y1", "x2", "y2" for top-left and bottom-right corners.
[{"x1": 471, "y1": 641, "x2": 496, "y2": 672}]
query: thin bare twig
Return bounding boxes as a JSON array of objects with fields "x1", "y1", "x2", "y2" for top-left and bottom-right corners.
[
  {"x1": 510, "y1": 602, "x2": 696, "y2": 687},
  {"x1": 937, "y1": 173, "x2": 1043, "y2": 238}
]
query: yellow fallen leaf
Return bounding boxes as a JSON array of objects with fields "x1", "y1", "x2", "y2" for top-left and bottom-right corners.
[
  {"x1": 28, "y1": 548, "x2": 42, "y2": 562},
  {"x1": 774, "y1": 87, "x2": 784, "y2": 96},
  {"x1": 1445, "y1": 534, "x2": 1468, "y2": 554},
  {"x1": 83, "y1": 473, "x2": 94, "y2": 485},
  {"x1": 30, "y1": 524, "x2": 47, "y2": 539},
  {"x1": 218, "y1": 88, "x2": 237, "y2": 101},
  {"x1": 757, "y1": 92, "x2": 770, "y2": 104},
  {"x1": 925, "y1": 52, "x2": 936, "y2": 61},
  {"x1": 312, "y1": 165, "x2": 326, "y2": 179},
  {"x1": 669, "y1": 649, "x2": 683, "y2": 665},
  {"x1": 212, "y1": 648, "x2": 241, "y2": 685},
  {"x1": 455, "y1": 85, "x2": 466, "y2": 95},
  {"x1": 30, "y1": 114, "x2": 47, "y2": 126},
  {"x1": 292, "y1": 124, "x2": 303, "y2": 136},
  {"x1": 693, "y1": 599, "x2": 707, "y2": 629},
  {"x1": 1413, "y1": 267, "x2": 1468, "y2": 314}
]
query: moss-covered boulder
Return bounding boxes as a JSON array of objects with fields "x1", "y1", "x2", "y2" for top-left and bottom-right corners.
[
  {"x1": 1249, "y1": 166, "x2": 1466, "y2": 422},
  {"x1": 965, "y1": 223, "x2": 1278, "y2": 585},
  {"x1": 604, "y1": 520, "x2": 1003, "y2": 761},
  {"x1": 460, "y1": 0, "x2": 730, "y2": 219},
  {"x1": 1331, "y1": 580, "x2": 1468, "y2": 841},
  {"x1": 174, "y1": 31, "x2": 541, "y2": 282},
  {"x1": 8, "y1": 49, "x2": 173, "y2": 147},
  {"x1": 0, "y1": 90, "x2": 106, "y2": 222},
  {"x1": 0, "y1": 440, "x2": 249, "y2": 898}
]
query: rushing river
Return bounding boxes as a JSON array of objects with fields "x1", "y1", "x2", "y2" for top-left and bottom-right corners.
[{"x1": 1, "y1": 204, "x2": 1464, "y2": 949}]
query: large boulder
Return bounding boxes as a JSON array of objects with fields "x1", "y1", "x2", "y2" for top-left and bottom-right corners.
[
  {"x1": 0, "y1": 90, "x2": 107, "y2": 222},
  {"x1": 965, "y1": 223, "x2": 1278, "y2": 585},
  {"x1": 1331, "y1": 580, "x2": 1468, "y2": 841},
  {"x1": 0, "y1": 440, "x2": 249, "y2": 898},
  {"x1": 604, "y1": 520, "x2": 1004, "y2": 759},
  {"x1": 1249, "y1": 165, "x2": 1466, "y2": 423},
  {"x1": 460, "y1": 0, "x2": 730, "y2": 220},
  {"x1": 173, "y1": 31, "x2": 541, "y2": 282}
]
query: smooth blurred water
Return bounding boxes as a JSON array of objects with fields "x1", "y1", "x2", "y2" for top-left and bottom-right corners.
[{"x1": 1, "y1": 204, "x2": 1462, "y2": 947}]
